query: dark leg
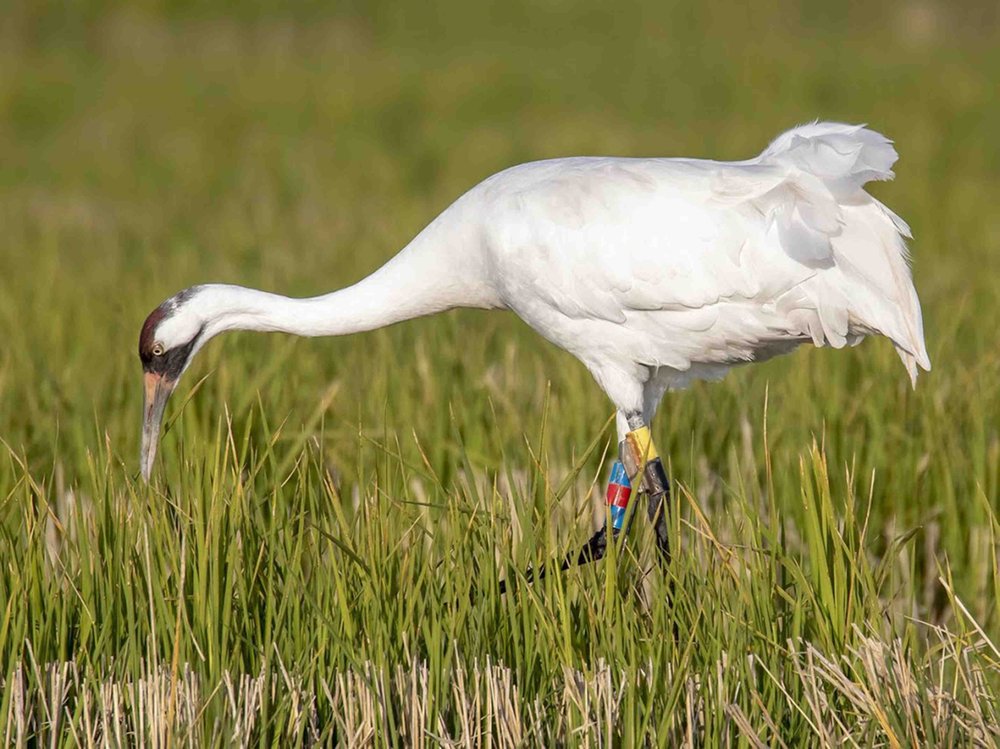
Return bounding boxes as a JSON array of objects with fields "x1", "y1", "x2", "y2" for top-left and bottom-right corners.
[
  {"x1": 562, "y1": 523, "x2": 616, "y2": 569},
  {"x1": 498, "y1": 416, "x2": 672, "y2": 594},
  {"x1": 643, "y1": 458, "x2": 671, "y2": 565},
  {"x1": 621, "y1": 416, "x2": 670, "y2": 566},
  {"x1": 497, "y1": 526, "x2": 614, "y2": 593},
  {"x1": 498, "y1": 446, "x2": 632, "y2": 594}
]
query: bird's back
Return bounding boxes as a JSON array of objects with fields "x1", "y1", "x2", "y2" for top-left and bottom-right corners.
[{"x1": 467, "y1": 122, "x2": 929, "y2": 389}]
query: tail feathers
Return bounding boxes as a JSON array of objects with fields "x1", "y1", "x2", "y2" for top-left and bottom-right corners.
[
  {"x1": 891, "y1": 276, "x2": 932, "y2": 389},
  {"x1": 835, "y1": 200, "x2": 931, "y2": 388},
  {"x1": 755, "y1": 123, "x2": 931, "y2": 386},
  {"x1": 898, "y1": 346, "x2": 931, "y2": 388},
  {"x1": 760, "y1": 121, "x2": 898, "y2": 197},
  {"x1": 894, "y1": 307, "x2": 932, "y2": 387},
  {"x1": 749, "y1": 122, "x2": 902, "y2": 268},
  {"x1": 888, "y1": 277, "x2": 932, "y2": 388}
]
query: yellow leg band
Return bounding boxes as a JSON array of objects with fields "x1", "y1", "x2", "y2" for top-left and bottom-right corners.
[
  {"x1": 624, "y1": 426, "x2": 658, "y2": 476},
  {"x1": 623, "y1": 426, "x2": 669, "y2": 498}
]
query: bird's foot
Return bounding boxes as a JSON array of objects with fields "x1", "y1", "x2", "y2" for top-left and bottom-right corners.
[{"x1": 498, "y1": 421, "x2": 672, "y2": 594}]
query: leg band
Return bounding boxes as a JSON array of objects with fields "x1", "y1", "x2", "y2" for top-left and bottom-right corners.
[
  {"x1": 642, "y1": 457, "x2": 669, "y2": 499},
  {"x1": 497, "y1": 428, "x2": 670, "y2": 595},
  {"x1": 622, "y1": 425, "x2": 664, "y2": 495},
  {"x1": 623, "y1": 426, "x2": 658, "y2": 474},
  {"x1": 622, "y1": 425, "x2": 671, "y2": 564},
  {"x1": 605, "y1": 461, "x2": 632, "y2": 530}
]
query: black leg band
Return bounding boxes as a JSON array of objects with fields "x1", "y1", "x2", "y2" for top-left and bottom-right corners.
[{"x1": 643, "y1": 457, "x2": 671, "y2": 565}]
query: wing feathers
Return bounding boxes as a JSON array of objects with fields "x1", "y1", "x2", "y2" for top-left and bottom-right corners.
[
  {"x1": 483, "y1": 122, "x2": 929, "y2": 387},
  {"x1": 753, "y1": 122, "x2": 930, "y2": 383}
]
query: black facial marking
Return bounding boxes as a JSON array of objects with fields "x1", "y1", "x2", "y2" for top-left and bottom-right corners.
[
  {"x1": 143, "y1": 326, "x2": 205, "y2": 380},
  {"x1": 138, "y1": 285, "x2": 206, "y2": 371},
  {"x1": 173, "y1": 285, "x2": 204, "y2": 305}
]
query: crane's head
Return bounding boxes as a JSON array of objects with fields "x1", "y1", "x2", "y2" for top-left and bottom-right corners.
[{"x1": 138, "y1": 286, "x2": 207, "y2": 481}]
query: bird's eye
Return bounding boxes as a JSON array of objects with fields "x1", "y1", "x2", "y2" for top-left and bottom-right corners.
[{"x1": 151, "y1": 343, "x2": 165, "y2": 357}]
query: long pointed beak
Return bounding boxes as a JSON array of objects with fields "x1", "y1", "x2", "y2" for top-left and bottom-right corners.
[{"x1": 141, "y1": 372, "x2": 175, "y2": 481}]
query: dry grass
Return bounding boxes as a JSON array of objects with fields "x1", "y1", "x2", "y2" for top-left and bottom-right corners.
[{"x1": 7, "y1": 630, "x2": 1000, "y2": 747}]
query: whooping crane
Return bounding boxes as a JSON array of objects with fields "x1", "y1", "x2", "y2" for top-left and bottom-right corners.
[{"x1": 139, "y1": 122, "x2": 930, "y2": 577}]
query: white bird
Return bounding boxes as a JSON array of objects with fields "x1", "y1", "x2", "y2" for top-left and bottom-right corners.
[{"x1": 139, "y1": 122, "x2": 930, "y2": 572}]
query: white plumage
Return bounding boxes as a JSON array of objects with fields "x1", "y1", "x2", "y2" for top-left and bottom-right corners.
[{"x1": 139, "y1": 121, "x2": 929, "y2": 475}]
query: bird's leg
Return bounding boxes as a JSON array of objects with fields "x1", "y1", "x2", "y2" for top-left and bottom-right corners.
[
  {"x1": 555, "y1": 414, "x2": 674, "y2": 575},
  {"x1": 620, "y1": 415, "x2": 671, "y2": 565},
  {"x1": 498, "y1": 442, "x2": 633, "y2": 593},
  {"x1": 497, "y1": 418, "x2": 672, "y2": 594},
  {"x1": 557, "y1": 447, "x2": 634, "y2": 570}
]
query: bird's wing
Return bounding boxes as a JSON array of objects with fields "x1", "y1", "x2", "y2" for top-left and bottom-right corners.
[
  {"x1": 485, "y1": 124, "x2": 929, "y2": 383},
  {"x1": 745, "y1": 122, "x2": 929, "y2": 382},
  {"x1": 490, "y1": 157, "x2": 812, "y2": 322}
]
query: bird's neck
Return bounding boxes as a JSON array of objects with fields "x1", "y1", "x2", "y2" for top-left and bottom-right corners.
[{"x1": 198, "y1": 227, "x2": 501, "y2": 340}]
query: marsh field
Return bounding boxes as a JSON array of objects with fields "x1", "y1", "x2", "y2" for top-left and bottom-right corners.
[{"x1": 1, "y1": 1, "x2": 999, "y2": 745}]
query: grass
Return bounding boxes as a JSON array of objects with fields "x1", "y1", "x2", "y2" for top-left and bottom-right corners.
[{"x1": 1, "y1": 0, "x2": 999, "y2": 745}]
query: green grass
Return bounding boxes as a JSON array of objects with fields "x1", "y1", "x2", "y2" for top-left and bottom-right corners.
[{"x1": 1, "y1": 0, "x2": 1000, "y2": 745}]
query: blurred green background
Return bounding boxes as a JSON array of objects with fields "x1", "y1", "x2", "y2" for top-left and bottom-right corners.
[
  {"x1": 3, "y1": 0, "x2": 998, "y2": 552},
  {"x1": 2, "y1": 0, "x2": 998, "y2": 457},
  {"x1": 2, "y1": 0, "x2": 999, "y2": 450},
  {"x1": 1, "y1": 0, "x2": 999, "y2": 744}
]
